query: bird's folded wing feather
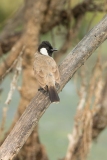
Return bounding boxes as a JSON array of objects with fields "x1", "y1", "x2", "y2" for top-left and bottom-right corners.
[{"x1": 33, "y1": 55, "x2": 60, "y2": 87}]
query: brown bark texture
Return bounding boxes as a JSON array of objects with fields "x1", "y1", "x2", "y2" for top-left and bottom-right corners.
[
  {"x1": 0, "y1": 0, "x2": 107, "y2": 160},
  {"x1": 0, "y1": 14, "x2": 107, "y2": 160}
]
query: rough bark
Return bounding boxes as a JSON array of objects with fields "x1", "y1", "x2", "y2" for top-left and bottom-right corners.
[
  {"x1": 64, "y1": 58, "x2": 105, "y2": 160},
  {"x1": 0, "y1": 14, "x2": 107, "y2": 160},
  {"x1": 93, "y1": 77, "x2": 107, "y2": 139}
]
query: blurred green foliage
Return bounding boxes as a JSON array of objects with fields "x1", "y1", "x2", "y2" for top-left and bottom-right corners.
[{"x1": 0, "y1": 0, "x2": 23, "y2": 29}]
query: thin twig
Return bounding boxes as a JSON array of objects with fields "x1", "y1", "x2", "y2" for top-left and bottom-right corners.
[
  {"x1": 0, "y1": 48, "x2": 24, "y2": 141},
  {"x1": 1, "y1": 46, "x2": 25, "y2": 82}
]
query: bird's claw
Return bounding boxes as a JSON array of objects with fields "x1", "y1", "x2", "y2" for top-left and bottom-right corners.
[{"x1": 38, "y1": 88, "x2": 47, "y2": 94}]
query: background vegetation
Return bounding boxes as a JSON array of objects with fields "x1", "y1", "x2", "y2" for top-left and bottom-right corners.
[{"x1": 0, "y1": 0, "x2": 107, "y2": 160}]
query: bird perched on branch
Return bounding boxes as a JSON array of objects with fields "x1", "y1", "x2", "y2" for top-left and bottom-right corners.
[{"x1": 33, "y1": 41, "x2": 60, "y2": 103}]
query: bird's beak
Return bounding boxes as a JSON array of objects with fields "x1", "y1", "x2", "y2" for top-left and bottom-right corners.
[{"x1": 51, "y1": 48, "x2": 58, "y2": 52}]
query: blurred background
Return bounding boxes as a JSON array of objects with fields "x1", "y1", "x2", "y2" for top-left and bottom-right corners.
[{"x1": 0, "y1": 0, "x2": 107, "y2": 160}]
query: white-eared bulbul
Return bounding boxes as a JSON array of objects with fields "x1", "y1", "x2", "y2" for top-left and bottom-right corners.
[{"x1": 33, "y1": 41, "x2": 60, "y2": 103}]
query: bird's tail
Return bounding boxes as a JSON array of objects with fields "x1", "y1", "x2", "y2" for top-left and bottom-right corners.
[{"x1": 48, "y1": 86, "x2": 60, "y2": 103}]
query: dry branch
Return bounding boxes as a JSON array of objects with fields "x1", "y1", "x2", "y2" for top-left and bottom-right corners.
[
  {"x1": 0, "y1": 0, "x2": 106, "y2": 54},
  {"x1": 64, "y1": 58, "x2": 104, "y2": 160},
  {"x1": 0, "y1": 5, "x2": 24, "y2": 41},
  {"x1": 92, "y1": 74, "x2": 107, "y2": 139},
  {"x1": 65, "y1": 72, "x2": 88, "y2": 160},
  {"x1": 0, "y1": 32, "x2": 21, "y2": 54},
  {"x1": 0, "y1": 15, "x2": 107, "y2": 160},
  {"x1": 5, "y1": 50, "x2": 23, "y2": 105},
  {"x1": 0, "y1": 39, "x2": 23, "y2": 79},
  {"x1": 54, "y1": 14, "x2": 83, "y2": 63},
  {"x1": 0, "y1": 49, "x2": 23, "y2": 142}
]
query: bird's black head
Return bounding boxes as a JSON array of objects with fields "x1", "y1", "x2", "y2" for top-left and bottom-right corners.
[{"x1": 38, "y1": 41, "x2": 58, "y2": 57}]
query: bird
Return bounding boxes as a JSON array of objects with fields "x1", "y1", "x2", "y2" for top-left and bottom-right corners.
[{"x1": 33, "y1": 41, "x2": 60, "y2": 103}]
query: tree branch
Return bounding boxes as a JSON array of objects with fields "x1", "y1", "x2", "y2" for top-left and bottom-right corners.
[
  {"x1": 0, "y1": 38, "x2": 23, "y2": 80},
  {"x1": 0, "y1": 15, "x2": 107, "y2": 160},
  {"x1": 0, "y1": 32, "x2": 21, "y2": 54},
  {"x1": 0, "y1": 0, "x2": 106, "y2": 54},
  {"x1": 93, "y1": 75, "x2": 107, "y2": 139}
]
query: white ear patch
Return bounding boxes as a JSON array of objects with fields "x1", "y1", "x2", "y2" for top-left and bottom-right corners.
[{"x1": 40, "y1": 48, "x2": 48, "y2": 56}]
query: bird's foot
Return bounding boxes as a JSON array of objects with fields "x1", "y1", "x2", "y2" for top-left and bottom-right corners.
[
  {"x1": 38, "y1": 88, "x2": 47, "y2": 94},
  {"x1": 55, "y1": 83, "x2": 60, "y2": 90},
  {"x1": 38, "y1": 88, "x2": 44, "y2": 91}
]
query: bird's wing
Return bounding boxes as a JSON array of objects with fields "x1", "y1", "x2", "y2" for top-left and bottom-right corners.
[
  {"x1": 33, "y1": 56, "x2": 47, "y2": 88},
  {"x1": 48, "y1": 57, "x2": 60, "y2": 84},
  {"x1": 34, "y1": 54, "x2": 60, "y2": 88}
]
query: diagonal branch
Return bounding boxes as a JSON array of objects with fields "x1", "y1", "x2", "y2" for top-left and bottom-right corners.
[
  {"x1": 0, "y1": 38, "x2": 23, "y2": 80},
  {"x1": 0, "y1": 15, "x2": 107, "y2": 160}
]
